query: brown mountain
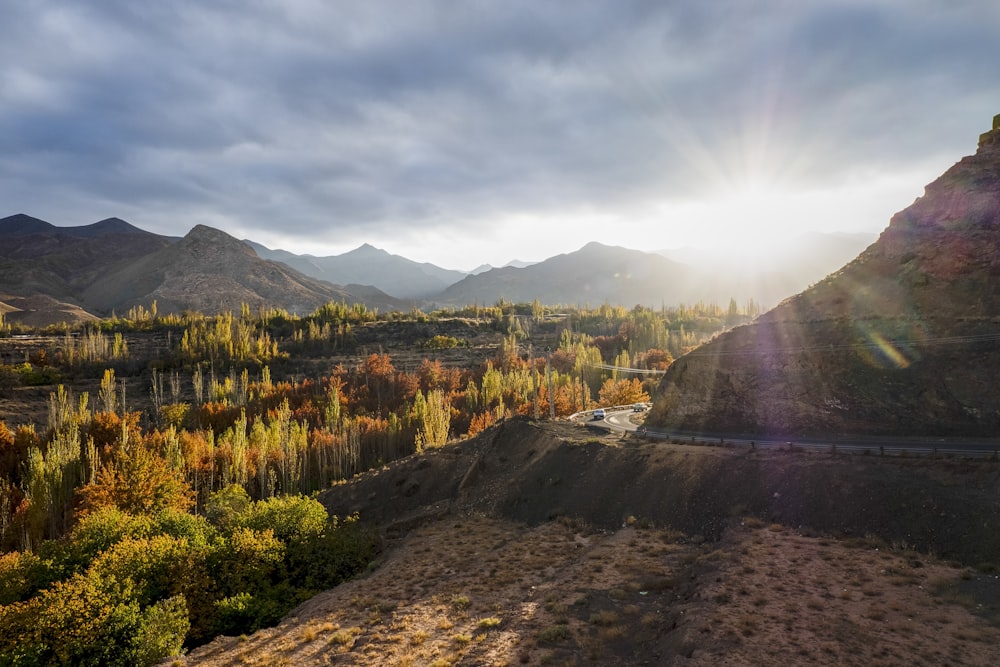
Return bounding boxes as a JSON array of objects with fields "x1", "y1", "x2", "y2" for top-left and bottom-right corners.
[
  {"x1": 647, "y1": 114, "x2": 1000, "y2": 437},
  {"x1": 0, "y1": 214, "x2": 172, "y2": 304},
  {"x1": 81, "y1": 224, "x2": 405, "y2": 316}
]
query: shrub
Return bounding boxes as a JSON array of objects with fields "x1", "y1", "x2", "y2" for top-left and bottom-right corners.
[
  {"x1": 133, "y1": 595, "x2": 189, "y2": 665},
  {"x1": 0, "y1": 550, "x2": 48, "y2": 605},
  {"x1": 537, "y1": 624, "x2": 572, "y2": 644},
  {"x1": 231, "y1": 494, "x2": 327, "y2": 544}
]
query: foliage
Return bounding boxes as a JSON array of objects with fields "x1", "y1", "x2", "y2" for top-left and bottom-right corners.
[
  {"x1": 227, "y1": 493, "x2": 327, "y2": 544},
  {"x1": 0, "y1": 300, "x2": 754, "y2": 660},
  {"x1": 0, "y1": 500, "x2": 377, "y2": 664},
  {"x1": 76, "y1": 441, "x2": 194, "y2": 517},
  {"x1": 598, "y1": 378, "x2": 650, "y2": 407}
]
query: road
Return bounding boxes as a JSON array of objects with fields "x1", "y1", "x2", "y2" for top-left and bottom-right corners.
[{"x1": 580, "y1": 407, "x2": 1000, "y2": 459}]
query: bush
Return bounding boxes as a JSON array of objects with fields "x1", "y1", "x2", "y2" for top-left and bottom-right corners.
[
  {"x1": 286, "y1": 515, "x2": 380, "y2": 593},
  {"x1": 0, "y1": 550, "x2": 48, "y2": 605},
  {"x1": 133, "y1": 595, "x2": 189, "y2": 665},
  {"x1": 231, "y1": 494, "x2": 327, "y2": 544},
  {"x1": 205, "y1": 485, "x2": 252, "y2": 533}
]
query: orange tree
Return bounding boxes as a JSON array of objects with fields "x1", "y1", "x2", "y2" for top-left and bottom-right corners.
[{"x1": 597, "y1": 378, "x2": 649, "y2": 407}]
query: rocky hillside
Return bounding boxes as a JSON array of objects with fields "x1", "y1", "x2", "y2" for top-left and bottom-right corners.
[{"x1": 647, "y1": 115, "x2": 1000, "y2": 436}]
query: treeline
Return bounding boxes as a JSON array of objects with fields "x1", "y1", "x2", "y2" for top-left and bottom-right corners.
[{"x1": 0, "y1": 298, "x2": 758, "y2": 664}]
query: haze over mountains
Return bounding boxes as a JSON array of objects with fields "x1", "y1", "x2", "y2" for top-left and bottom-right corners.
[
  {"x1": 0, "y1": 209, "x2": 873, "y2": 326},
  {"x1": 648, "y1": 115, "x2": 1000, "y2": 437}
]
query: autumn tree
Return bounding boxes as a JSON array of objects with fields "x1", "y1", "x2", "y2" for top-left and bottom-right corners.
[
  {"x1": 636, "y1": 348, "x2": 673, "y2": 370},
  {"x1": 413, "y1": 389, "x2": 450, "y2": 451},
  {"x1": 361, "y1": 353, "x2": 395, "y2": 413},
  {"x1": 76, "y1": 441, "x2": 194, "y2": 518},
  {"x1": 598, "y1": 377, "x2": 650, "y2": 407}
]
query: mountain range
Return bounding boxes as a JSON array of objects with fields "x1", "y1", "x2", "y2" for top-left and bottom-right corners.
[
  {"x1": 0, "y1": 216, "x2": 406, "y2": 324},
  {"x1": 647, "y1": 114, "x2": 1000, "y2": 437},
  {"x1": 0, "y1": 220, "x2": 872, "y2": 326}
]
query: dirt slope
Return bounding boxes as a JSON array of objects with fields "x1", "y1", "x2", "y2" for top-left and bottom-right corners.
[
  {"x1": 179, "y1": 419, "x2": 1000, "y2": 666},
  {"x1": 320, "y1": 418, "x2": 1000, "y2": 565}
]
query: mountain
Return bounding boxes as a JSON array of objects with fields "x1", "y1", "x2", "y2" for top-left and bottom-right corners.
[
  {"x1": 647, "y1": 114, "x2": 1000, "y2": 437},
  {"x1": 434, "y1": 241, "x2": 732, "y2": 307},
  {"x1": 82, "y1": 225, "x2": 405, "y2": 316},
  {"x1": 0, "y1": 213, "x2": 173, "y2": 317},
  {"x1": 0, "y1": 215, "x2": 405, "y2": 321},
  {"x1": 247, "y1": 241, "x2": 466, "y2": 299}
]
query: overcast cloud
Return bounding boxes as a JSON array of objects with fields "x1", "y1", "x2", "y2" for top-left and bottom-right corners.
[{"x1": 2, "y1": 1, "x2": 998, "y2": 267}]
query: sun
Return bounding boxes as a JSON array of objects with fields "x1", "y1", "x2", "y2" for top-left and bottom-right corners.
[{"x1": 662, "y1": 177, "x2": 806, "y2": 262}]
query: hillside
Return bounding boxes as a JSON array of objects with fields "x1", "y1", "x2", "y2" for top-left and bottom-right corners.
[
  {"x1": 647, "y1": 114, "x2": 1000, "y2": 437},
  {"x1": 0, "y1": 216, "x2": 407, "y2": 320},
  {"x1": 0, "y1": 214, "x2": 172, "y2": 321},
  {"x1": 181, "y1": 419, "x2": 1000, "y2": 665},
  {"x1": 82, "y1": 225, "x2": 406, "y2": 316}
]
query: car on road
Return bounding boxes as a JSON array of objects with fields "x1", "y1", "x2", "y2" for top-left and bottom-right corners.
[
  {"x1": 633, "y1": 403, "x2": 646, "y2": 412},
  {"x1": 592, "y1": 408, "x2": 606, "y2": 420}
]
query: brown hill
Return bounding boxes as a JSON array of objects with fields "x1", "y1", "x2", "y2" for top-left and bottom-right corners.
[
  {"x1": 0, "y1": 294, "x2": 99, "y2": 328},
  {"x1": 82, "y1": 225, "x2": 406, "y2": 316},
  {"x1": 647, "y1": 115, "x2": 1000, "y2": 437},
  {"x1": 181, "y1": 419, "x2": 1000, "y2": 665},
  {"x1": 0, "y1": 214, "x2": 172, "y2": 322}
]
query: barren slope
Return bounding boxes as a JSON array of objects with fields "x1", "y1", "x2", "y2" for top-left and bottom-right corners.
[{"x1": 179, "y1": 419, "x2": 1000, "y2": 666}]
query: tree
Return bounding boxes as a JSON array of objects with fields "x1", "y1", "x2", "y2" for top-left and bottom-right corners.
[
  {"x1": 76, "y1": 442, "x2": 194, "y2": 518},
  {"x1": 637, "y1": 348, "x2": 673, "y2": 370},
  {"x1": 362, "y1": 353, "x2": 395, "y2": 413},
  {"x1": 598, "y1": 378, "x2": 649, "y2": 407},
  {"x1": 414, "y1": 389, "x2": 450, "y2": 450}
]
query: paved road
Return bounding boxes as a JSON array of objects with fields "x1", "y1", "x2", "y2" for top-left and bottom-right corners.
[{"x1": 582, "y1": 408, "x2": 1000, "y2": 458}]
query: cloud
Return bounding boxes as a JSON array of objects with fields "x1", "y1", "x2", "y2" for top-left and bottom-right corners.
[{"x1": 1, "y1": 1, "x2": 998, "y2": 265}]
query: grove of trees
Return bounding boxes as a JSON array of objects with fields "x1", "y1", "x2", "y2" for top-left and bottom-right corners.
[{"x1": 0, "y1": 297, "x2": 758, "y2": 664}]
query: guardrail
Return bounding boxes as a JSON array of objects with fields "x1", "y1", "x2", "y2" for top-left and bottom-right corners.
[{"x1": 633, "y1": 427, "x2": 1000, "y2": 459}]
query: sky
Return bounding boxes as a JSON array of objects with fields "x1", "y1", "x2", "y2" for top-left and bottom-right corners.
[{"x1": 2, "y1": 1, "x2": 999, "y2": 270}]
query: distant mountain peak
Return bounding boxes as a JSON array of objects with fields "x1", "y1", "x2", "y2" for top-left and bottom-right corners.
[
  {"x1": 79, "y1": 217, "x2": 148, "y2": 236},
  {"x1": 346, "y1": 243, "x2": 390, "y2": 258},
  {"x1": 93, "y1": 216, "x2": 132, "y2": 228},
  {"x1": 180, "y1": 224, "x2": 256, "y2": 260}
]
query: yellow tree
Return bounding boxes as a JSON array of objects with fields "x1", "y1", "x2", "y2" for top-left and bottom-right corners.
[
  {"x1": 597, "y1": 378, "x2": 649, "y2": 407},
  {"x1": 413, "y1": 389, "x2": 450, "y2": 451}
]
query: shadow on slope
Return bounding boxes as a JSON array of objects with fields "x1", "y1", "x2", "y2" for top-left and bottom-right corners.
[{"x1": 320, "y1": 417, "x2": 1000, "y2": 567}]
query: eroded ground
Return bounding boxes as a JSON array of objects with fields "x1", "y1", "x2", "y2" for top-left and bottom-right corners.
[{"x1": 180, "y1": 515, "x2": 1000, "y2": 666}]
